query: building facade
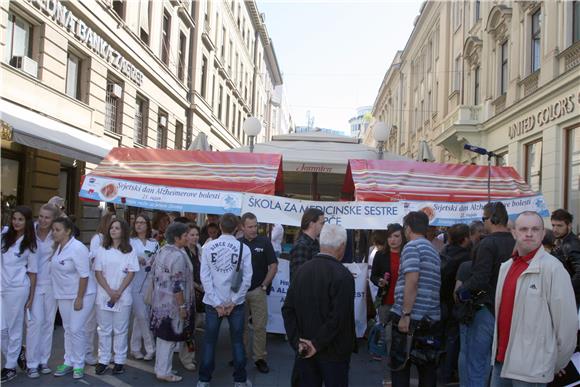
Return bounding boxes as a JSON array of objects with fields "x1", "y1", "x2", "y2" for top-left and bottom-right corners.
[
  {"x1": 0, "y1": 0, "x2": 283, "y2": 238},
  {"x1": 349, "y1": 105, "x2": 372, "y2": 139},
  {"x1": 370, "y1": 1, "x2": 580, "y2": 231}
]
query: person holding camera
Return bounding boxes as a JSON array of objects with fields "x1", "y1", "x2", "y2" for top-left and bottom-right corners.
[
  {"x1": 389, "y1": 211, "x2": 441, "y2": 387},
  {"x1": 456, "y1": 202, "x2": 515, "y2": 386},
  {"x1": 282, "y1": 224, "x2": 356, "y2": 387},
  {"x1": 491, "y1": 211, "x2": 577, "y2": 385},
  {"x1": 239, "y1": 212, "x2": 278, "y2": 374},
  {"x1": 197, "y1": 214, "x2": 253, "y2": 387}
]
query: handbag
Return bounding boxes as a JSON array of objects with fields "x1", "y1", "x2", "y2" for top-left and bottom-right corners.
[{"x1": 230, "y1": 241, "x2": 244, "y2": 292}]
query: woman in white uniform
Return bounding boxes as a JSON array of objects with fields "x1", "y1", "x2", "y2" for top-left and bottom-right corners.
[
  {"x1": 1, "y1": 206, "x2": 38, "y2": 383},
  {"x1": 25, "y1": 203, "x2": 60, "y2": 378},
  {"x1": 51, "y1": 217, "x2": 97, "y2": 380},
  {"x1": 129, "y1": 214, "x2": 158, "y2": 360},
  {"x1": 86, "y1": 211, "x2": 115, "y2": 365},
  {"x1": 94, "y1": 219, "x2": 138, "y2": 375}
]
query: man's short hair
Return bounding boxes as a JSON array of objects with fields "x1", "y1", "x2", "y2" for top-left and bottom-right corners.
[
  {"x1": 551, "y1": 209, "x2": 573, "y2": 225},
  {"x1": 448, "y1": 223, "x2": 470, "y2": 246},
  {"x1": 220, "y1": 213, "x2": 239, "y2": 234},
  {"x1": 319, "y1": 224, "x2": 347, "y2": 250},
  {"x1": 469, "y1": 220, "x2": 484, "y2": 235},
  {"x1": 241, "y1": 212, "x2": 257, "y2": 224},
  {"x1": 300, "y1": 208, "x2": 324, "y2": 231},
  {"x1": 515, "y1": 211, "x2": 544, "y2": 229},
  {"x1": 403, "y1": 211, "x2": 429, "y2": 236},
  {"x1": 483, "y1": 201, "x2": 509, "y2": 226}
]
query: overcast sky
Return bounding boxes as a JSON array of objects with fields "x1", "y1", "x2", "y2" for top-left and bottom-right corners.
[{"x1": 256, "y1": 0, "x2": 423, "y2": 134}]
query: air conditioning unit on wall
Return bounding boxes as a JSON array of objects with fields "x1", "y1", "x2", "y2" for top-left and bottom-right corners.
[
  {"x1": 107, "y1": 83, "x2": 123, "y2": 99},
  {"x1": 11, "y1": 56, "x2": 38, "y2": 78}
]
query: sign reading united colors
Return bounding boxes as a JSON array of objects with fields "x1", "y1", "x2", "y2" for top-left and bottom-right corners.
[{"x1": 28, "y1": 0, "x2": 145, "y2": 86}]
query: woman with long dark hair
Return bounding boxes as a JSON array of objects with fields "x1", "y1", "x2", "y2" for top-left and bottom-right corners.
[
  {"x1": 129, "y1": 214, "x2": 158, "y2": 361},
  {"x1": 50, "y1": 216, "x2": 97, "y2": 380},
  {"x1": 25, "y1": 203, "x2": 60, "y2": 378},
  {"x1": 1, "y1": 206, "x2": 38, "y2": 383},
  {"x1": 370, "y1": 223, "x2": 407, "y2": 324},
  {"x1": 94, "y1": 219, "x2": 138, "y2": 375}
]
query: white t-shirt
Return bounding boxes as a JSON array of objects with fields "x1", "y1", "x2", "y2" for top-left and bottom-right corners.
[
  {"x1": 129, "y1": 237, "x2": 159, "y2": 294},
  {"x1": 89, "y1": 233, "x2": 103, "y2": 259},
  {"x1": 1, "y1": 234, "x2": 38, "y2": 291},
  {"x1": 50, "y1": 237, "x2": 97, "y2": 299},
  {"x1": 35, "y1": 228, "x2": 54, "y2": 291},
  {"x1": 271, "y1": 224, "x2": 284, "y2": 254},
  {"x1": 94, "y1": 247, "x2": 139, "y2": 308}
]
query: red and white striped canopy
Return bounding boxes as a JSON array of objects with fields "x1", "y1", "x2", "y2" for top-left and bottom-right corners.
[
  {"x1": 89, "y1": 148, "x2": 284, "y2": 195},
  {"x1": 342, "y1": 159, "x2": 535, "y2": 202}
]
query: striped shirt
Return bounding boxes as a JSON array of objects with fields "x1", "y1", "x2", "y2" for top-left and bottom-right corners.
[{"x1": 392, "y1": 238, "x2": 441, "y2": 321}]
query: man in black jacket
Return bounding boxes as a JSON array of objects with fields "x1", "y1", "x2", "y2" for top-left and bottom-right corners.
[
  {"x1": 282, "y1": 224, "x2": 356, "y2": 387},
  {"x1": 551, "y1": 209, "x2": 580, "y2": 307},
  {"x1": 456, "y1": 202, "x2": 515, "y2": 387},
  {"x1": 289, "y1": 208, "x2": 324, "y2": 281}
]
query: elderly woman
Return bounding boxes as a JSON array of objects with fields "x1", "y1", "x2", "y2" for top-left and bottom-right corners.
[{"x1": 150, "y1": 222, "x2": 195, "y2": 382}]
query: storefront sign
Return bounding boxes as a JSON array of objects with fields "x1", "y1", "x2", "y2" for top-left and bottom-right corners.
[
  {"x1": 28, "y1": 0, "x2": 144, "y2": 86},
  {"x1": 266, "y1": 260, "x2": 368, "y2": 338},
  {"x1": 508, "y1": 91, "x2": 580, "y2": 139},
  {"x1": 79, "y1": 176, "x2": 242, "y2": 214}
]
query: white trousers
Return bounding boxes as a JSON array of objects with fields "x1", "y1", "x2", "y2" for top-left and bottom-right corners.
[
  {"x1": 130, "y1": 291, "x2": 155, "y2": 355},
  {"x1": 155, "y1": 338, "x2": 177, "y2": 377},
  {"x1": 26, "y1": 288, "x2": 57, "y2": 368},
  {"x1": 1, "y1": 286, "x2": 29, "y2": 369},
  {"x1": 57, "y1": 294, "x2": 96, "y2": 369},
  {"x1": 96, "y1": 305, "x2": 131, "y2": 364},
  {"x1": 85, "y1": 303, "x2": 97, "y2": 358}
]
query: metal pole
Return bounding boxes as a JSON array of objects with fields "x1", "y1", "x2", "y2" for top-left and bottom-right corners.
[
  {"x1": 249, "y1": 136, "x2": 255, "y2": 153},
  {"x1": 378, "y1": 141, "x2": 384, "y2": 160},
  {"x1": 487, "y1": 154, "x2": 492, "y2": 203}
]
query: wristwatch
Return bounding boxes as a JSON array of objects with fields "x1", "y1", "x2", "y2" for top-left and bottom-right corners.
[{"x1": 402, "y1": 310, "x2": 411, "y2": 317}]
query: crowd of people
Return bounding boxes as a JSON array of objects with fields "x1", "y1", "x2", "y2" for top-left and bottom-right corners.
[{"x1": 1, "y1": 197, "x2": 579, "y2": 387}]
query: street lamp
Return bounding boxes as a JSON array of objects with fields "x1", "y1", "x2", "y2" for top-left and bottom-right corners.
[
  {"x1": 373, "y1": 121, "x2": 390, "y2": 160},
  {"x1": 243, "y1": 117, "x2": 262, "y2": 153}
]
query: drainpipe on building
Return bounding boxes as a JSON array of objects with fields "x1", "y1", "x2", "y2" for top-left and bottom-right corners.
[
  {"x1": 252, "y1": 30, "x2": 260, "y2": 116},
  {"x1": 397, "y1": 72, "x2": 404, "y2": 155},
  {"x1": 461, "y1": 1, "x2": 466, "y2": 106}
]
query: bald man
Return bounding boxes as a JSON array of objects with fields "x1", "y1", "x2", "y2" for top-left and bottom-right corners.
[{"x1": 490, "y1": 211, "x2": 577, "y2": 386}]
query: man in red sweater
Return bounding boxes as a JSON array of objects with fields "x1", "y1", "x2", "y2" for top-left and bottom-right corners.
[{"x1": 491, "y1": 211, "x2": 577, "y2": 385}]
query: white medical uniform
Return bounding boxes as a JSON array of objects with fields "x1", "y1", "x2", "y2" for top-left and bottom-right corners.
[
  {"x1": 129, "y1": 237, "x2": 158, "y2": 356},
  {"x1": 1, "y1": 235, "x2": 38, "y2": 369},
  {"x1": 85, "y1": 233, "x2": 102, "y2": 361},
  {"x1": 51, "y1": 237, "x2": 97, "y2": 369},
  {"x1": 94, "y1": 246, "x2": 139, "y2": 364}
]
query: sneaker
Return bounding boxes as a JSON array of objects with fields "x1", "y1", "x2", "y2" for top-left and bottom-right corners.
[
  {"x1": 95, "y1": 363, "x2": 108, "y2": 375},
  {"x1": 26, "y1": 367, "x2": 40, "y2": 379},
  {"x1": 1, "y1": 368, "x2": 17, "y2": 382},
  {"x1": 182, "y1": 361, "x2": 196, "y2": 371},
  {"x1": 255, "y1": 359, "x2": 269, "y2": 374},
  {"x1": 131, "y1": 352, "x2": 144, "y2": 360},
  {"x1": 38, "y1": 364, "x2": 52, "y2": 374},
  {"x1": 143, "y1": 352, "x2": 155, "y2": 361},
  {"x1": 17, "y1": 347, "x2": 27, "y2": 371},
  {"x1": 234, "y1": 380, "x2": 252, "y2": 387},
  {"x1": 85, "y1": 354, "x2": 98, "y2": 366},
  {"x1": 53, "y1": 364, "x2": 73, "y2": 377},
  {"x1": 197, "y1": 382, "x2": 210, "y2": 387},
  {"x1": 73, "y1": 368, "x2": 84, "y2": 379},
  {"x1": 112, "y1": 364, "x2": 125, "y2": 375}
]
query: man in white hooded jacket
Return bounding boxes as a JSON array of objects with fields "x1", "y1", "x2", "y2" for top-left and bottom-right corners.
[
  {"x1": 198, "y1": 213, "x2": 253, "y2": 387},
  {"x1": 491, "y1": 211, "x2": 578, "y2": 386}
]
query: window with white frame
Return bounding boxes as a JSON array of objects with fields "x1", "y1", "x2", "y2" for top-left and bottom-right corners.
[
  {"x1": 175, "y1": 121, "x2": 184, "y2": 150},
  {"x1": 133, "y1": 95, "x2": 148, "y2": 146},
  {"x1": 475, "y1": 0, "x2": 481, "y2": 21},
  {"x1": 574, "y1": 1, "x2": 580, "y2": 43},
  {"x1": 157, "y1": 109, "x2": 168, "y2": 149},
  {"x1": 474, "y1": 66, "x2": 480, "y2": 105},
  {"x1": 5, "y1": 12, "x2": 34, "y2": 67},
  {"x1": 531, "y1": 9, "x2": 541, "y2": 72},
  {"x1": 161, "y1": 9, "x2": 171, "y2": 65},
  {"x1": 105, "y1": 78, "x2": 123, "y2": 134},
  {"x1": 453, "y1": 56, "x2": 461, "y2": 91},
  {"x1": 501, "y1": 41, "x2": 508, "y2": 95},
  {"x1": 65, "y1": 52, "x2": 82, "y2": 100},
  {"x1": 178, "y1": 32, "x2": 186, "y2": 81},
  {"x1": 201, "y1": 56, "x2": 208, "y2": 98}
]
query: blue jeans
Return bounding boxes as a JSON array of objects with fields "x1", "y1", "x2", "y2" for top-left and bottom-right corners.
[
  {"x1": 459, "y1": 323, "x2": 469, "y2": 385},
  {"x1": 198, "y1": 304, "x2": 246, "y2": 383},
  {"x1": 296, "y1": 357, "x2": 350, "y2": 387},
  {"x1": 491, "y1": 362, "x2": 547, "y2": 387},
  {"x1": 460, "y1": 307, "x2": 495, "y2": 387}
]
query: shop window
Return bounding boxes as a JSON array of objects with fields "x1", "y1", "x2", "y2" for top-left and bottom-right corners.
[
  {"x1": 161, "y1": 9, "x2": 171, "y2": 65},
  {"x1": 175, "y1": 121, "x2": 184, "y2": 150},
  {"x1": 566, "y1": 126, "x2": 580, "y2": 232},
  {"x1": 105, "y1": 77, "x2": 124, "y2": 134},
  {"x1": 157, "y1": 109, "x2": 168, "y2": 149},
  {"x1": 178, "y1": 32, "x2": 187, "y2": 81},
  {"x1": 574, "y1": 1, "x2": 580, "y2": 43},
  {"x1": 531, "y1": 9, "x2": 541, "y2": 73},
  {"x1": 1, "y1": 156, "x2": 22, "y2": 224},
  {"x1": 133, "y1": 94, "x2": 148, "y2": 146},
  {"x1": 5, "y1": 12, "x2": 36, "y2": 76},
  {"x1": 501, "y1": 41, "x2": 508, "y2": 95},
  {"x1": 65, "y1": 52, "x2": 82, "y2": 100},
  {"x1": 525, "y1": 140, "x2": 542, "y2": 192}
]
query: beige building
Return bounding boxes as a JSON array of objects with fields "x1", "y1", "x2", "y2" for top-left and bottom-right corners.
[
  {"x1": 369, "y1": 1, "x2": 580, "y2": 231},
  {"x1": 0, "y1": 0, "x2": 283, "y2": 238}
]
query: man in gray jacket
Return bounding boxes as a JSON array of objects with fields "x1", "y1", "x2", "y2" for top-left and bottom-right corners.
[{"x1": 491, "y1": 211, "x2": 577, "y2": 386}]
